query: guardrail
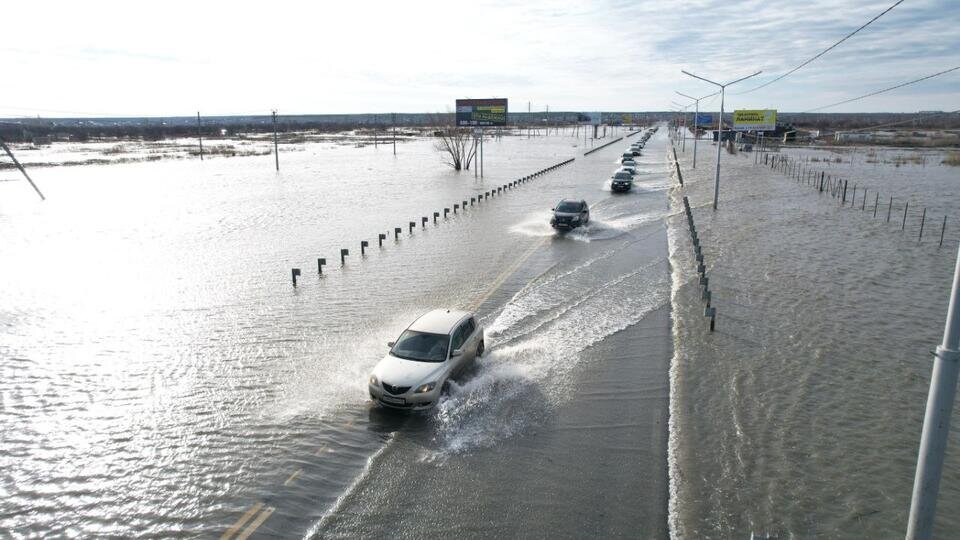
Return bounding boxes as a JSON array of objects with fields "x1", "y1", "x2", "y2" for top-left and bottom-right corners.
[
  {"x1": 583, "y1": 136, "x2": 624, "y2": 156},
  {"x1": 289, "y1": 157, "x2": 577, "y2": 287}
]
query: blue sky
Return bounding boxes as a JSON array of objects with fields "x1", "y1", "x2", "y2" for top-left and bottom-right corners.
[{"x1": 1, "y1": 0, "x2": 956, "y2": 117}]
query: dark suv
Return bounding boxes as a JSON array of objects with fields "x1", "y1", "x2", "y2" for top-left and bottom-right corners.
[{"x1": 551, "y1": 199, "x2": 590, "y2": 230}]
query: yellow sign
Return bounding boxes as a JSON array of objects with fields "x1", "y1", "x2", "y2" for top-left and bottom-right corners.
[{"x1": 733, "y1": 109, "x2": 777, "y2": 131}]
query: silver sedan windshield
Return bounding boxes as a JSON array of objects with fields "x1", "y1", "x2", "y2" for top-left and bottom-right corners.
[{"x1": 391, "y1": 330, "x2": 449, "y2": 362}]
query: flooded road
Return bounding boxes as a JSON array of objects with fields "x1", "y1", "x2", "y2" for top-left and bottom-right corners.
[
  {"x1": 667, "y1": 135, "x2": 960, "y2": 538},
  {"x1": 0, "y1": 127, "x2": 673, "y2": 537}
]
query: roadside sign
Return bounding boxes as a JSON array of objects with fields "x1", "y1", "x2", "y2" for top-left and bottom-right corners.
[
  {"x1": 586, "y1": 112, "x2": 601, "y2": 126},
  {"x1": 694, "y1": 113, "x2": 713, "y2": 125},
  {"x1": 456, "y1": 98, "x2": 508, "y2": 126},
  {"x1": 733, "y1": 109, "x2": 777, "y2": 131}
]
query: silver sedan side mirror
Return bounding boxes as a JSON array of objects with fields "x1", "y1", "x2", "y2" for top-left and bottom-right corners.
[{"x1": 387, "y1": 341, "x2": 395, "y2": 348}]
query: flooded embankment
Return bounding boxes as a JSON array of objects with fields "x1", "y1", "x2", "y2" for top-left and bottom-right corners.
[{"x1": 666, "y1": 136, "x2": 960, "y2": 537}]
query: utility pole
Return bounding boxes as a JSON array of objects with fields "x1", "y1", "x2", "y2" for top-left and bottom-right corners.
[
  {"x1": 197, "y1": 111, "x2": 204, "y2": 161},
  {"x1": 480, "y1": 128, "x2": 484, "y2": 178},
  {"x1": 681, "y1": 69, "x2": 762, "y2": 209},
  {"x1": 907, "y1": 246, "x2": 960, "y2": 539},
  {"x1": 392, "y1": 113, "x2": 396, "y2": 156},
  {"x1": 0, "y1": 139, "x2": 45, "y2": 200},
  {"x1": 272, "y1": 110, "x2": 279, "y2": 171},
  {"x1": 676, "y1": 91, "x2": 712, "y2": 169}
]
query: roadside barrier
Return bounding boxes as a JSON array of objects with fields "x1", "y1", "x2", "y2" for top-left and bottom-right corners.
[
  {"x1": 290, "y1": 157, "x2": 577, "y2": 287},
  {"x1": 583, "y1": 136, "x2": 624, "y2": 156},
  {"x1": 761, "y1": 152, "x2": 949, "y2": 247},
  {"x1": 672, "y1": 142, "x2": 716, "y2": 331}
]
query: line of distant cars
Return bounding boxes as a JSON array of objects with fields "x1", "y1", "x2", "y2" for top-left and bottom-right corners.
[
  {"x1": 368, "y1": 128, "x2": 659, "y2": 411},
  {"x1": 610, "y1": 128, "x2": 655, "y2": 193}
]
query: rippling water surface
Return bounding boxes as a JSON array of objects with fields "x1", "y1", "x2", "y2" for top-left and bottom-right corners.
[
  {"x1": 1, "y1": 127, "x2": 674, "y2": 537},
  {"x1": 667, "y1": 136, "x2": 960, "y2": 538}
]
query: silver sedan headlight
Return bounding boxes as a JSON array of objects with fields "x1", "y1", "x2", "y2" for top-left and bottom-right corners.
[
  {"x1": 414, "y1": 382, "x2": 436, "y2": 393},
  {"x1": 369, "y1": 374, "x2": 379, "y2": 386}
]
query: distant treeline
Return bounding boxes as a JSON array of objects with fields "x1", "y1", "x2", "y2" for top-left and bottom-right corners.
[
  {"x1": 0, "y1": 112, "x2": 670, "y2": 143},
  {"x1": 2, "y1": 111, "x2": 955, "y2": 144}
]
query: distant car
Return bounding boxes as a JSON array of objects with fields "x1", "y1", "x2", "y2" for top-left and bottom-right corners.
[
  {"x1": 369, "y1": 309, "x2": 484, "y2": 410},
  {"x1": 621, "y1": 158, "x2": 637, "y2": 168},
  {"x1": 551, "y1": 199, "x2": 590, "y2": 230},
  {"x1": 611, "y1": 171, "x2": 634, "y2": 193},
  {"x1": 630, "y1": 148, "x2": 642, "y2": 156},
  {"x1": 621, "y1": 152, "x2": 634, "y2": 161},
  {"x1": 619, "y1": 164, "x2": 637, "y2": 175}
]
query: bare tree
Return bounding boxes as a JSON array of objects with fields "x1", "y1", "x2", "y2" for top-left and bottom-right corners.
[{"x1": 431, "y1": 113, "x2": 477, "y2": 171}]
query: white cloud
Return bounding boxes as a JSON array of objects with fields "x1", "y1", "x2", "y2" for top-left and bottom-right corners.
[{"x1": 0, "y1": 0, "x2": 956, "y2": 116}]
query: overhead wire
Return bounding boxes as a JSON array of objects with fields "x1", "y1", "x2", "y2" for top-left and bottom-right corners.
[
  {"x1": 834, "y1": 108, "x2": 960, "y2": 132},
  {"x1": 802, "y1": 65, "x2": 960, "y2": 113},
  {"x1": 733, "y1": 0, "x2": 906, "y2": 95}
]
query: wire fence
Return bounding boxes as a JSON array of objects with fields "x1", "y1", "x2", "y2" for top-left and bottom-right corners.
[{"x1": 761, "y1": 152, "x2": 953, "y2": 246}]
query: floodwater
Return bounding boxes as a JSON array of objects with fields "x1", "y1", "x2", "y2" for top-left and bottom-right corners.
[
  {"x1": 667, "y1": 134, "x2": 960, "y2": 537},
  {"x1": 0, "y1": 126, "x2": 674, "y2": 537}
]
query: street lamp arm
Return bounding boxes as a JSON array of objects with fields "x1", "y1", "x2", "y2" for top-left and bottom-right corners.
[{"x1": 681, "y1": 70, "x2": 722, "y2": 87}]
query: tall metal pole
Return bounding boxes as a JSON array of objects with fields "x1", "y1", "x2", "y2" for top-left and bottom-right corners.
[
  {"x1": 0, "y1": 139, "x2": 45, "y2": 201},
  {"x1": 907, "y1": 246, "x2": 960, "y2": 539},
  {"x1": 197, "y1": 111, "x2": 204, "y2": 161},
  {"x1": 714, "y1": 88, "x2": 724, "y2": 210},
  {"x1": 692, "y1": 99, "x2": 698, "y2": 167},
  {"x1": 677, "y1": 91, "x2": 708, "y2": 170},
  {"x1": 480, "y1": 128, "x2": 484, "y2": 178},
  {"x1": 272, "y1": 110, "x2": 279, "y2": 171},
  {"x1": 392, "y1": 112, "x2": 396, "y2": 156},
  {"x1": 681, "y1": 69, "x2": 762, "y2": 210},
  {"x1": 681, "y1": 110, "x2": 686, "y2": 152}
]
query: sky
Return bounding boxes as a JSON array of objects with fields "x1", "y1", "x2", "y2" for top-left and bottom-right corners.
[{"x1": 1, "y1": 0, "x2": 957, "y2": 117}]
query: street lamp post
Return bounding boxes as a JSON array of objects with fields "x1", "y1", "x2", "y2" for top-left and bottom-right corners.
[
  {"x1": 681, "y1": 69, "x2": 761, "y2": 209},
  {"x1": 907, "y1": 246, "x2": 960, "y2": 539},
  {"x1": 670, "y1": 101, "x2": 689, "y2": 153},
  {"x1": 675, "y1": 91, "x2": 715, "y2": 170}
]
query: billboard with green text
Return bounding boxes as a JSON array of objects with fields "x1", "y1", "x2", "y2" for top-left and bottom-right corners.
[{"x1": 733, "y1": 109, "x2": 777, "y2": 131}]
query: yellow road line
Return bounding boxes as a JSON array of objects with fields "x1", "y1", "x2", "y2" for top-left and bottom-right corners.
[
  {"x1": 236, "y1": 506, "x2": 275, "y2": 540},
  {"x1": 220, "y1": 502, "x2": 263, "y2": 540},
  {"x1": 468, "y1": 237, "x2": 547, "y2": 312},
  {"x1": 283, "y1": 468, "x2": 302, "y2": 486}
]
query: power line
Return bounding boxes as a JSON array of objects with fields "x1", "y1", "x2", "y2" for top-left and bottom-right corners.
[
  {"x1": 735, "y1": 0, "x2": 905, "y2": 95},
  {"x1": 803, "y1": 65, "x2": 960, "y2": 113},
  {"x1": 835, "y1": 108, "x2": 960, "y2": 132}
]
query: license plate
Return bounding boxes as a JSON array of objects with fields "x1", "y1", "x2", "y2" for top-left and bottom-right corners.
[{"x1": 380, "y1": 395, "x2": 405, "y2": 405}]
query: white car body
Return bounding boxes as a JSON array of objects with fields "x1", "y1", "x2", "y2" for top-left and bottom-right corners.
[{"x1": 368, "y1": 309, "x2": 484, "y2": 410}]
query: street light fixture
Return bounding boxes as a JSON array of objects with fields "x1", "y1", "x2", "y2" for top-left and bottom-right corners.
[
  {"x1": 670, "y1": 101, "x2": 690, "y2": 152},
  {"x1": 681, "y1": 69, "x2": 762, "y2": 209},
  {"x1": 675, "y1": 90, "x2": 717, "y2": 170}
]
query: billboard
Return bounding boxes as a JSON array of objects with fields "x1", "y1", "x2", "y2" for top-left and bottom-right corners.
[
  {"x1": 583, "y1": 112, "x2": 602, "y2": 125},
  {"x1": 694, "y1": 113, "x2": 713, "y2": 125},
  {"x1": 733, "y1": 109, "x2": 777, "y2": 131},
  {"x1": 456, "y1": 98, "x2": 508, "y2": 126}
]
